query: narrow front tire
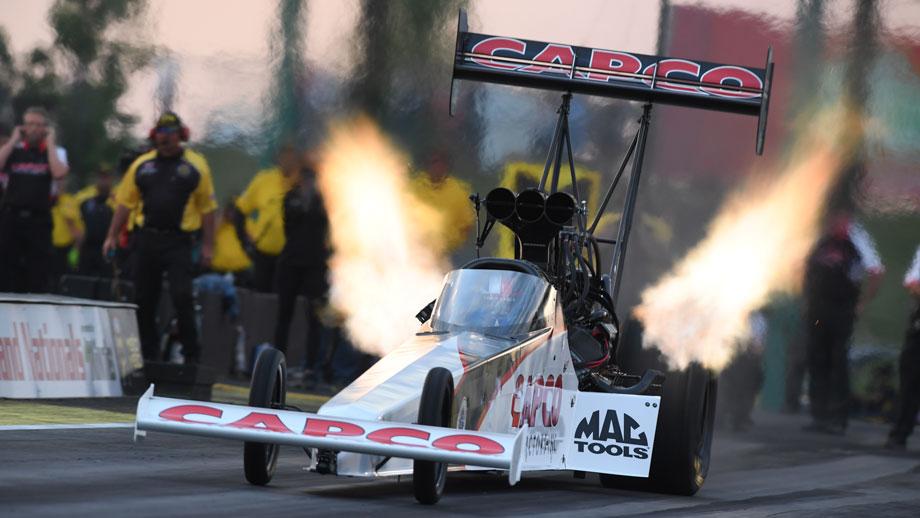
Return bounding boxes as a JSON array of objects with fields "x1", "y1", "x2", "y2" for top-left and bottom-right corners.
[
  {"x1": 413, "y1": 367, "x2": 454, "y2": 505},
  {"x1": 243, "y1": 347, "x2": 287, "y2": 486}
]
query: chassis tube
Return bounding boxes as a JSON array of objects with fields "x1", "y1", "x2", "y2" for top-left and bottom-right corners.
[{"x1": 609, "y1": 103, "x2": 653, "y2": 306}]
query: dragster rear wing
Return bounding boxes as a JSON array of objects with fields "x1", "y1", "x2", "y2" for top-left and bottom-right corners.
[{"x1": 450, "y1": 10, "x2": 774, "y2": 154}]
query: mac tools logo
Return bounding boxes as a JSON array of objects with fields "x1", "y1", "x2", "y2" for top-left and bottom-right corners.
[{"x1": 573, "y1": 409, "x2": 649, "y2": 459}]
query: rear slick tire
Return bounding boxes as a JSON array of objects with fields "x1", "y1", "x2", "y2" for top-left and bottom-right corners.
[
  {"x1": 243, "y1": 347, "x2": 287, "y2": 486},
  {"x1": 600, "y1": 363, "x2": 717, "y2": 495},
  {"x1": 413, "y1": 367, "x2": 454, "y2": 505}
]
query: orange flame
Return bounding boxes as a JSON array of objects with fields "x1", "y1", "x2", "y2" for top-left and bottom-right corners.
[
  {"x1": 635, "y1": 107, "x2": 862, "y2": 371},
  {"x1": 317, "y1": 117, "x2": 449, "y2": 356}
]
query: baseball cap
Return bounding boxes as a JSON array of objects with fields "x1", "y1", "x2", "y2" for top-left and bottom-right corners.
[{"x1": 155, "y1": 111, "x2": 183, "y2": 130}]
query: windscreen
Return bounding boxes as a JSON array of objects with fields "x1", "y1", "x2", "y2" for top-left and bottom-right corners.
[{"x1": 431, "y1": 269, "x2": 549, "y2": 337}]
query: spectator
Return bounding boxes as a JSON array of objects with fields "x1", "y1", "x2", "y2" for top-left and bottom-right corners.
[
  {"x1": 109, "y1": 147, "x2": 149, "y2": 282},
  {"x1": 211, "y1": 198, "x2": 252, "y2": 276},
  {"x1": 103, "y1": 111, "x2": 217, "y2": 364},
  {"x1": 886, "y1": 243, "x2": 920, "y2": 449},
  {"x1": 273, "y1": 152, "x2": 330, "y2": 386},
  {"x1": 0, "y1": 106, "x2": 70, "y2": 293},
  {"x1": 234, "y1": 144, "x2": 300, "y2": 292},
  {"x1": 78, "y1": 169, "x2": 115, "y2": 277},
  {"x1": 718, "y1": 311, "x2": 767, "y2": 431},
  {"x1": 778, "y1": 296, "x2": 807, "y2": 413},
  {"x1": 49, "y1": 178, "x2": 82, "y2": 289},
  {"x1": 803, "y1": 211, "x2": 883, "y2": 435}
]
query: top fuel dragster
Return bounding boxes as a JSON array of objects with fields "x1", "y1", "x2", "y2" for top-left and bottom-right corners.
[{"x1": 134, "y1": 9, "x2": 773, "y2": 504}]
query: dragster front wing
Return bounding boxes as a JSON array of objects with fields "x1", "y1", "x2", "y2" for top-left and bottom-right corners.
[
  {"x1": 134, "y1": 386, "x2": 662, "y2": 481},
  {"x1": 133, "y1": 386, "x2": 526, "y2": 485}
]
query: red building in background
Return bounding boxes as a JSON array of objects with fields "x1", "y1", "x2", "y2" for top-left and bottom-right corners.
[{"x1": 646, "y1": 6, "x2": 793, "y2": 181}]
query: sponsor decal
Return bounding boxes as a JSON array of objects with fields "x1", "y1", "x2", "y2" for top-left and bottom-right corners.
[
  {"x1": 0, "y1": 303, "x2": 137, "y2": 398},
  {"x1": 158, "y1": 405, "x2": 505, "y2": 457},
  {"x1": 10, "y1": 163, "x2": 50, "y2": 176},
  {"x1": 699, "y1": 65, "x2": 763, "y2": 98},
  {"x1": 525, "y1": 429, "x2": 560, "y2": 458},
  {"x1": 470, "y1": 36, "x2": 527, "y2": 70},
  {"x1": 582, "y1": 49, "x2": 643, "y2": 83},
  {"x1": 511, "y1": 373, "x2": 563, "y2": 428},
  {"x1": 0, "y1": 322, "x2": 86, "y2": 381},
  {"x1": 573, "y1": 409, "x2": 648, "y2": 460},
  {"x1": 565, "y1": 392, "x2": 660, "y2": 477},
  {"x1": 138, "y1": 162, "x2": 157, "y2": 175},
  {"x1": 519, "y1": 44, "x2": 575, "y2": 75},
  {"x1": 642, "y1": 59, "x2": 702, "y2": 93},
  {"x1": 462, "y1": 34, "x2": 764, "y2": 100}
]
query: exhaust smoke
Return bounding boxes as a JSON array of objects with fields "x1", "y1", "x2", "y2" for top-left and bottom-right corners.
[
  {"x1": 635, "y1": 107, "x2": 864, "y2": 371},
  {"x1": 317, "y1": 117, "x2": 449, "y2": 356}
]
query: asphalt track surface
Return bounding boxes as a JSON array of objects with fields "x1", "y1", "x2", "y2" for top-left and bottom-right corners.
[{"x1": 3, "y1": 403, "x2": 920, "y2": 518}]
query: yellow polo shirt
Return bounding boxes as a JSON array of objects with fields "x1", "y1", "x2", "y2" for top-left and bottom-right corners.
[
  {"x1": 235, "y1": 167, "x2": 294, "y2": 255},
  {"x1": 116, "y1": 149, "x2": 217, "y2": 232}
]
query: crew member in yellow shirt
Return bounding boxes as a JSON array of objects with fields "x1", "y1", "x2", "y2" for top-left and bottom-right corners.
[
  {"x1": 211, "y1": 198, "x2": 252, "y2": 275},
  {"x1": 233, "y1": 144, "x2": 299, "y2": 291},
  {"x1": 103, "y1": 112, "x2": 217, "y2": 364},
  {"x1": 49, "y1": 181, "x2": 82, "y2": 289}
]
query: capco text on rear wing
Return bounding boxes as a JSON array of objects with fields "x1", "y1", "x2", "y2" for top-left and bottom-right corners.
[{"x1": 450, "y1": 12, "x2": 774, "y2": 155}]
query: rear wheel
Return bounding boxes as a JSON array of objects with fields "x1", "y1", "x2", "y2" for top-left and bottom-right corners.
[
  {"x1": 599, "y1": 363, "x2": 717, "y2": 495},
  {"x1": 243, "y1": 347, "x2": 287, "y2": 486},
  {"x1": 413, "y1": 367, "x2": 454, "y2": 505}
]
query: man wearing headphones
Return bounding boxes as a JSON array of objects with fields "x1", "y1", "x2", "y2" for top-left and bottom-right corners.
[
  {"x1": 103, "y1": 112, "x2": 217, "y2": 364},
  {"x1": 0, "y1": 106, "x2": 70, "y2": 293}
]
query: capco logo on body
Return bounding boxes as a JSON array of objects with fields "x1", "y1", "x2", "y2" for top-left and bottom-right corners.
[
  {"x1": 573, "y1": 409, "x2": 649, "y2": 459},
  {"x1": 511, "y1": 373, "x2": 563, "y2": 428}
]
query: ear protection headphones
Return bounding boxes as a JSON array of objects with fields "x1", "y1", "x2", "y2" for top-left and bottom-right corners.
[{"x1": 148, "y1": 111, "x2": 190, "y2": 142}]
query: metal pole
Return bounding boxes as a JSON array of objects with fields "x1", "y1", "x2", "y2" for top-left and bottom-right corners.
[
  {"x1": 539, "y1": 94, "x2": 571, "y2": 191},
  {"x1": 550, "y1": 124, "x2": 566, "y2": 193},
  {"x1": 588, "y1": 129, "x2": 639, "y2": 235},
  {"x1": 609, "y1": 103, "x2": 653, "y2": 306},
  {"x1": 549, "y1": 94, "x2": 571, "y2": 193},
  {"x1": 563, "y1": 115, "x2": 583, "y2": 228}
]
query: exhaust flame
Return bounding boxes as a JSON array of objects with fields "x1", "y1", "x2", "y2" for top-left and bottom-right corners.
[
  {"x1": 317, "y1": 117, "x2": 449, "y2": 356},
  {"x1": 635, "y1": 107, "x2": 863, "y2": 371}
]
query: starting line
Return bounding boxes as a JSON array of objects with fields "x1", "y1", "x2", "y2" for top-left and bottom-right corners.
[{"x1": 0, "y1": 422, "x2": 134, "y2": 432}]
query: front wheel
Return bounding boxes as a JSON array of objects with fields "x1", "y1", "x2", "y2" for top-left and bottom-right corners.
[
  {"x1": 243, "y1": 347, "x2": 287, "y2": 486},
  {"x1": 413, "y1": 367, "x2": 454, "y2": 505}
]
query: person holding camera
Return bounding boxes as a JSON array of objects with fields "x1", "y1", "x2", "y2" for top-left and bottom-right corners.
[{"x1": 0, "y1": 106, "x2": 70, "y2": 293}]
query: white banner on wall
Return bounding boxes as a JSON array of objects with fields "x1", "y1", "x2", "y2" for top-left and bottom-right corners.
[{"x1": 0, "y1": 294, "x2": 142, "y2": 398}]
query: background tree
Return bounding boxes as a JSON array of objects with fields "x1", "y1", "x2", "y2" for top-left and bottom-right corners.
[{"x1": 350, "y1": 0, "x2": 484, "y2": 174}]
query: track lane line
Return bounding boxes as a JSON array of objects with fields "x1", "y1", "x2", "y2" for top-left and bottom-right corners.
[{"x1": 0, "y1": 423, "x2": 135, "y2": 431}]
